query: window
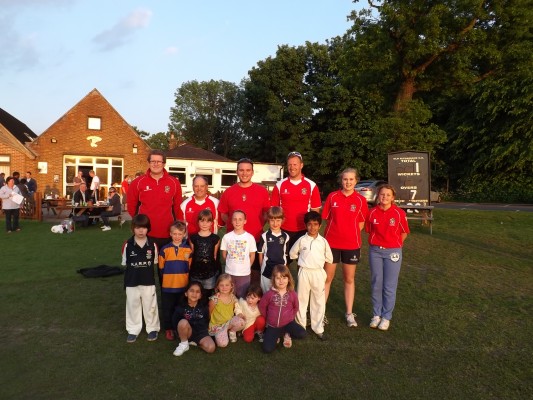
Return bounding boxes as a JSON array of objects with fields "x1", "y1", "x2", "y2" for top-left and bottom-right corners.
[
  {"x1": 221, "y1": 169, "x2": 236, "y2": 187},
  {"x1": 168, "y1": 167, "x2": 187, "y2": 185},
  {"x1": 88, "y1": 117, "x2": 101, "y2": 130}
]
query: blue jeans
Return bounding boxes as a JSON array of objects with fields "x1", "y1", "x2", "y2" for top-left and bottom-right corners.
[{"x1": 369, "y1": 246, "x2": 403, "y2": 320}]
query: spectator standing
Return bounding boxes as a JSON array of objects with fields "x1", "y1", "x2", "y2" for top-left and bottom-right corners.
[
  {"x1": 0, "y1": 176, "x2": 22, "y2": 232},
  {"x1": 73, "y1": 170, "x2": 85, "y2": 191},
  {"x1": 181, "y1": 175, "x2": 219, "y2": 236},
  {"x1": 89, "y1": 170, "x2": 100, "y2": 201},
  {"x1": 25, "y1": 171, "x2": 37, "y2": 195},
  {"x1": 121, "y1": 175, "x2": 130, "y2": 212},
  {"x1": 322, "y1": 168, "x2": 369, "y2": 328},
  {"x1": 270, "y1": 151, "x2": 322, "y2": 252},
  {"x1": 127, "y1": 149, "x2": 183, "y2": 250},
  {"x1": 12, "y1": 171, "x2": 20, "y2": 185},
  {"x1": 0, "y1": 172, "x2": 5, "y2": 187}
]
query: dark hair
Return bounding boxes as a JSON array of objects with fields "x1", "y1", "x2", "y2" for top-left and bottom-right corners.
[
  {"x1": 147, "y1": 149, "x2": 166, "y2": 163},
  {"x1": 304, "y1": 210, "x2": 322, "y2": 225},
  {"x1": 131, "y1": 214, "x2": 151, "y2": 232},
  {"x1": 20, "y1": 178, "x2": 27, "y2": 184},
  {"x1": 5, "y1": 176, "x2": 14, "y2": 184},
  {"x1": 245, "y1": 283, "x2": 263, "y2": 298},
  {"x1": 198, "y1": 209, "x2": 214, "y2": 222},
  {"x1": 237, "y1": 157, "x2": 254, "y2": 169},
  {"x1": 181, "y1": 280, "x2": 206, "y2": 306}
]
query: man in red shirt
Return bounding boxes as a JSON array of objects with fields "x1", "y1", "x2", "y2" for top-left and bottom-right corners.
[
  {"x1": 180, "y1": 175, "x2": 219, "y2": 235},
  {"x1": 127, "y1": 150, "x2": 183, "y2": 250},
  {"x1": 270, "y1": 151, "x2": 322, "y2": 252},
  {"x1": 218, "y1": 158, "x2": 270, "y2": 283}
]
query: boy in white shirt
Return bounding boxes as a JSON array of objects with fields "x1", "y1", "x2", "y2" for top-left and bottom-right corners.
[{"x1": 290, "y1": 211, "x2": 333, "y2": 340}]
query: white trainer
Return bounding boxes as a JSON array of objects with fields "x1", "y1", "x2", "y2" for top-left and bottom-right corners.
[
  {"x1": 346, "y1": 313, "x2": 358, "y2": 327},
  {"x1": 173, "y1": 342, "x2": 189, "y2": 356},
  {"x1": 378, "y1": 318, "x2": 390, "y2": 331},
  {"x1": 102, "y1": 226, "x2": 111, "y2": 231},
  {"x1": 369, "y1": 316, "x2": 381, "y2": 329},
  {"x1": 229, "y1": 331, "x2": 237, "y2": 343}
]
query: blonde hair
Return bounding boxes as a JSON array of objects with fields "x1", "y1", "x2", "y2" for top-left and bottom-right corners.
[
  {"x1": 214, "y1": 273, "x2": 234, "y2": 294},
  {"x1": 267, "y1": 206, "x2": 284, "y2": 220},
  {"x1": 271, "y1": 265, "x2": 295, "y2": 291}
]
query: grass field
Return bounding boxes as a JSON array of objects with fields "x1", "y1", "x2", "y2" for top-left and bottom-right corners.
[{"x1": 0, "y1": 209, "x2": 532, "y2": 399}]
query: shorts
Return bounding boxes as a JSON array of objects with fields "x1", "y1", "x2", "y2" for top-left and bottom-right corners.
[
  {"x1": 190, "y1": 329, "x2": 210, "y2": 344},
  {"x1": 331, "y1": 248, "x2": 361, "y2": 264}
]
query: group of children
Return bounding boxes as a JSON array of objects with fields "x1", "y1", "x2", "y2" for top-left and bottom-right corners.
[{"x1": 122, "y1": 205, "x2": 332, "y2": 355}]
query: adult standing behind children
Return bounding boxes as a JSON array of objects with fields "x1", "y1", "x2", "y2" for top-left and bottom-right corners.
[
  {"x1": 121, "y1": 214, "x2": 160, "y2": 343},
  {"x1": 218, "y1": 158, "x2": 270, "y2": 283},
  {"x1": 366, "y1": 184, "x2": 410, "y2": 331},
  {"x1": 0, "y1": 176, "x2": 22, "y2": 233},
  {"x1": 127, "y1": 149, "x2": 183, "y2": 250},
  {"x1": 270, "y1": 151, "x2": 322, "y2": 252},
  {"x1": 181, "y1": 175, "x2": 219, "y2": 236},
  {"x1": 322, "y1": 168, "x2": 368, "y2": 328}
]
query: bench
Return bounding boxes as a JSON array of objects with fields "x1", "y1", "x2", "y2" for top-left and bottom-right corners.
[{"x1": 399, "y1": 205, "x2": 434, "y2": 234}]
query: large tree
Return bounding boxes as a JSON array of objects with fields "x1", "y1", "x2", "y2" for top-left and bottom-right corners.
[{"x1": 169, "y1": 80, "x2": 244, "y2": 158}]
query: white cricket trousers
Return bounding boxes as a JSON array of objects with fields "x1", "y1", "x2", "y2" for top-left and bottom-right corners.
[
  {"x1": 296, "y1": 267, "x2": 326, "y2": 335},
  {"x1": 125, "y1": 285, "x2": 160, "y2": 335}
]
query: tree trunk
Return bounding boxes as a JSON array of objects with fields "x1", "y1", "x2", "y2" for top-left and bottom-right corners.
[{"x1": 393, "y1": 77, "x2": 416, "y2": 112}]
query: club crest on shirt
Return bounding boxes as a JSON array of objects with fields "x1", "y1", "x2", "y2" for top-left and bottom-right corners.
[
  {"x1": 242, "y1": 194, "x2": 247, "y2": 202},
  {"x1": 165, "y1": 186, "x2": 170, "y2": 193},
  {"x1": 301, "y1": 188, "x2": 307, "y2": 195},
  {"x1": 350, "y1": 204, "x2": 356, "y2": 212},
  {"x1": 389, "y1": 218, "x2": 396, "y2": 226},
  {"x1": 279, "y1": 237, "x2": 285, "y2": 245},
  {"x1": 146, "y1": 250, "x2": 153, "y2": 259}
]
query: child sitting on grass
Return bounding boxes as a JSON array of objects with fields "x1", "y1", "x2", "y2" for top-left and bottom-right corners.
[
  {"x1": 172, "y1": 281, "x2": 216, "y2": 357},
  {"x1": 238, "y1": 284, "x2": 266, "y2": 343},
  {"x1": 258, "y1": 265, "x2": 307, "y2": 353},
  {"x1": 208, "y1": 274, "x2": 245, "y2": 347},
  {"x1": 121, "y1": 214, "x2": 160, "y2": 343}
]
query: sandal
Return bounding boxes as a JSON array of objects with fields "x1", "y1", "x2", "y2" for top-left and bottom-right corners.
[{"x1": 283, "y1": 334, "x2": 292, "y2": 348}]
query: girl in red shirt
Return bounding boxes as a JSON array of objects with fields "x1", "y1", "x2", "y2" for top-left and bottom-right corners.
[{"x1": 365, "y1": 184, "x2": 410, "y2": 331}]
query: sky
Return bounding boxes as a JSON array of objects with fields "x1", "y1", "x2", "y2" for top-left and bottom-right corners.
[{"x1": 0, "y1": 0, "x2": 361, "y2": 136}]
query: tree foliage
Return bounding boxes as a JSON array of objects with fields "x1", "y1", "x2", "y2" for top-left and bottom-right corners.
[{"x1": 168, "y1": 80, "x2": 244, "y2": 158}]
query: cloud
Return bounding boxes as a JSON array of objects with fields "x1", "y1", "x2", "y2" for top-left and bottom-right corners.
[
  {"x1": 165, "y1": 46, "x2": 178, "y2": 55},
  {"x1": 0, "y1": 15, "x2": 40, "y2": 72},
  {"x1": 93, "y1": 8, "x2": 152, "y2": 52}
]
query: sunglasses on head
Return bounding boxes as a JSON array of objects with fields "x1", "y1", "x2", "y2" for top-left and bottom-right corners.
[{"x1": 287, "y1": 151, "x2": 302, "y2": 160}]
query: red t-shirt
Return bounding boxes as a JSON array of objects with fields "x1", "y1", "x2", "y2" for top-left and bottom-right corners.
[
  {"x1": 180, "y1": 195, "x2": 219, "y2": 235},
  {"x1": 322, "y1": 190, "x2": 368, "y2": 249},
  {"x1": 218, "y1": 183, "x2": 270, "y2": 241},
  {"x1": 365, "y1": 204, "x2": 410, "y2": 248},
  {"x1": 270, "y1": 176, "x2": 322, "y2": 232}
]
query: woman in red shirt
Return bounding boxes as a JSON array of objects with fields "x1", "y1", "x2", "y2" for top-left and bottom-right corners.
[
  {"x1": 365, "y1": 184, "x2": 409, "y2": 331},
  {"x1": 322, "y1": 168, "x2": 368, "y2": 328}
]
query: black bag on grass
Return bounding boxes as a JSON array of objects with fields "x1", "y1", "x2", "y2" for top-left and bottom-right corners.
[{"x1": 77, "y1": 265, "x2": 124, "y2": 278}]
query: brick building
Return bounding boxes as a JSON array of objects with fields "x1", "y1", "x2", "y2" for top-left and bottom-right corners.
[{"x1": 23, "y1": 88, "x2": 151, "y2": 198}]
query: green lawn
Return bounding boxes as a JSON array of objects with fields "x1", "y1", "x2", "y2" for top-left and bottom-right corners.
[{"x1": 0, "y1": 209, "x2": 531, "y2": 399}]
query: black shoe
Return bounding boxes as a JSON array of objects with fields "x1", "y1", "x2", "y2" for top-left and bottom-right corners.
[{"x1": 317, "y1": 332, "x2": 327, "y2": 341}]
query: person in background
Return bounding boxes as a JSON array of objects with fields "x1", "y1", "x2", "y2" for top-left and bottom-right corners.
[
  {"x1": 322, "y1": 168, "x2": 368, "y2": 328},
  {"x1": 0, "y1": 176, "x2": 22, "y2": 233},
  {"x1": 72, "y1": 181, "x2": 92, "y2": 227},
  {"x1": 73, "y1": 170, "x2": 85, "y2": 191},
  {"x1": 218, "y1": 158, "x2": 270, "y2": 284},
  {"x1": 25, "y1": 171, "x2": 37, "y2": 196},
  {"x1": 121, "y1": 175, "x2": 130, "y2": 212},
  {"x1": 181, "y1": 175, "x2": 219, "y2": 236},
  {"x1": 0, "y1": 172, "x2": 5, "y2": 187},
  {"x1": 366, "y1": 184, "x2": 410, "y2": 331},
  {"x1": 12, "y1": 171, "x2": 20, "y2": 185},
  {"x1": 270, "y1": 151, "x2": 322, "y2": 253},
  {"x1": 127, "y1": 150, "x2": 183, "y2": 251},
  {"x1": 100, "y1": 187, "x2": 122, "y2": 231},
  {"x1": 121, "y1": 214, "x2": 160, "y2": 343},
  {"x1": 89, "y1": 170, "x2": 100, "y2": 201}
]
